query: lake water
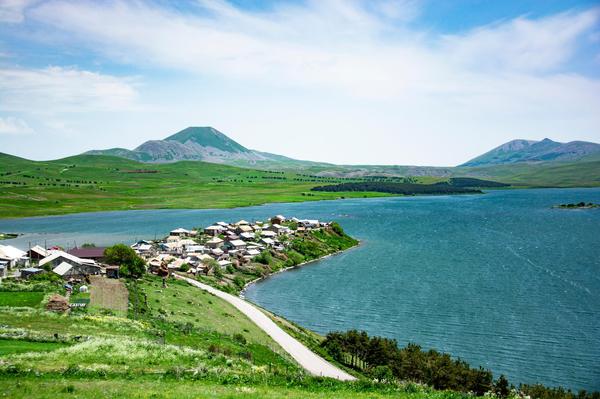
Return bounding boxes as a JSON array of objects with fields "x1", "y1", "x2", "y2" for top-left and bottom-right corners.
[{"x1": 1, "y1": 188, "x2": 599, "y2": 390}]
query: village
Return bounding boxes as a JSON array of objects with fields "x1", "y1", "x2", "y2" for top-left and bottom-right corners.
[{"x1": 0, "y1": 215, "x2": 332, "y2": 292}]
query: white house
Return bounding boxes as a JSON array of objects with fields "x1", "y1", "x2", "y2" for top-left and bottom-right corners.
[
  {"x1": 0, "y1": 245, "x2": 29, "y2": 269},
  {"x1": 170, "y1": 228, "x2": 190, "y2": 236}
]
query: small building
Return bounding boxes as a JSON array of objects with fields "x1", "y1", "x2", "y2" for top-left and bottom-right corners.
[
  {"x1": 235, "y1": 225, "x2": 253, "y2": 234},
  {"x1": 40, "y1": 251, "x2": 92, "y2": 270},
  {"x1": 271, "y1": 215, "x2": 286, "y2": 225},
  {"x1": 261, "y1": 230, "x2": 277, "y2": 238},
  {"x1": 67, "y1": 247, "x2": 107, "y2": 263},
  {"x1": 210, "y1": 248, "x2": 224, "y2": 257},
  {"x1": 105, "y1": 266, "x2": 120, "y2": 279},
  {"x1": 186, "y1": 245, "x2": 207, "y2": 254},
  {"x1": 53, "y1": 261, "x2": 101, "y2": 279},
  {"x1": 226, "y1": 239, "x2": 247, "y2": 251},
  {"x1": 218, "y1": 260, "x2": 232, "y2": 269},
  {"x1": 261, "y1": 238, "x2": 275, "y2": 247},
  {"x1": 27, "y1": 245, "x2": 49, "y2": 261},
  {"x1": 204, "y1": 225, "x2": 224, "y2": 236},
  {"x1": 170, "y1": 228, "x2": 190, "y2": 237},
  {"x1": 265, "y1": 224, "x2": 286, "y2": 235},
  {"x1": 239, "y1": 232, "x2": 255, "y2": 241},
  {"x1": 298, "y1": 219, "x2": 320, "y2": 229},
  {"x1": 245, "y1": 248, "x2": 260, "y2": 257},
  {"x1": 20, "y1": 267, "x2": 44, "y2": 279},
  {"x1": 0, "y1": 263, "x2": 7, "y2": 278},
  {"x1": 234, "y1": 220, "x2": 249, "y2": 226},
  {"x1": 206, "y1": 237, "x2": 224, "y2": 249},
  {"x1": 0, "y1": 245, "x2": 29, "y2": 269}
]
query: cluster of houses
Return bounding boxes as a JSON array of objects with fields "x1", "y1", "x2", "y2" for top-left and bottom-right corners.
[
  {"x1": 137, "y1": 215, "x2": 325, "y2": 275},
  {"x1": 0, "y1": 215, "x2": 326, "y2": 282},
  {"x1": 0, "y1": 243, "x2": 109, "y2": 281}
]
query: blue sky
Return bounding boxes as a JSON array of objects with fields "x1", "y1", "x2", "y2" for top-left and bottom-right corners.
[{"x1": 0, "y1": 0, "x2": 599, "y2": 166}]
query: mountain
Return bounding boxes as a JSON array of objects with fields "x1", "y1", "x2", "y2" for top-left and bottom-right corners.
[
  {"x1": 461, "y1": 138, "x2": 600, "y2": 167},
  {"x1": 86, "y1": 126, "x2": 327, "y2": 167}
]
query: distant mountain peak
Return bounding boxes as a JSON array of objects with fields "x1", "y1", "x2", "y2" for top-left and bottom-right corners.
[
  {"x1": 163, "y1": 126, "x2": 249, "y2": 153},
  {"x1": 462, "y1": 138, "x2": 600, "y2": 167}
]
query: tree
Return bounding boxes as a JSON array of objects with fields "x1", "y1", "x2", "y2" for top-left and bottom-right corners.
[
  {"x1": 203, "y1": 258, "x2": 219, "y2": 275},
  {"x1": 494, "y1": 375, "x2": 510, "y2": 398},
  {"x1": 119, "y1": 256, "x2": 146, "y2": 279},
  {"x1": 104, "y1": 244, "x2": 146, "y2": 278},
  {"x1": 104, "y1": 244, "x2": 138, "y2": 266}
]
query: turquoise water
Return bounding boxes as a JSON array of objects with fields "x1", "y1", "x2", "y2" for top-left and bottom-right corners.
[{"x1": 1, "y1": 188, "x2": 599, "y2": 390}]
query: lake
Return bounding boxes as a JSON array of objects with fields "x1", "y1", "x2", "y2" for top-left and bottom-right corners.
[{"x1": 1, "y1": 188, "x2": 599, "y2": 390}]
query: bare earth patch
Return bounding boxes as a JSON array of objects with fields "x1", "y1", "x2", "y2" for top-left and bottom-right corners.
[{"x1": 89, "y1": 276, "x2": 128, "y2": 315}]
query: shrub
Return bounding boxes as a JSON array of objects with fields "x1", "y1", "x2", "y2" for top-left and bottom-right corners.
[
  {"x1": 233, "y1": 333, "x2": 247, "y2": 345},
  {"x1": 254, "y1": 250, "x2": 272, "y2": 265},
  {"x1": 178, "y1": 263, "x2": 190, "y2": 272}
]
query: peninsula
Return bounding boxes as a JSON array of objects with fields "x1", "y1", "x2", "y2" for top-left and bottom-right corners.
[{"x1": 553, "y1": 202, "x2": 600, "y2": 209}]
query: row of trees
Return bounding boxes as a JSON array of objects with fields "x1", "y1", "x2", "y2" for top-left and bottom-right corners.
[
  {"x1": 323, "y1": 330, "x2": 497, "y2": 396},
  {"x1": 311, "y1": 182, "x2": 481, "y2": 195},
  {"x1": 322, "y1": 330, "x2": 599, "y2": 399}
]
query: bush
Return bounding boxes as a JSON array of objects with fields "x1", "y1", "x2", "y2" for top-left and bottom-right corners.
[
  {"x1": 105, "y1": 244, "x2": 146, "y2": 278},
  {"x1": 178, "y1": 263, "x2": 190, "y2": 272},
  {"x1": 233, "y1": 276, "x2": 245, "y2": 289},
  {"x1": 254, "y1": 250, "x2": 272, "y2": 265},
  {"x1": 233, "y1": 333, "x2": 247, "y2": 345}
]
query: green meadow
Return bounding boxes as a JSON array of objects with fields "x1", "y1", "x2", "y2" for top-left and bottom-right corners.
[
  {"x1": 0, "y1": 274, "x2": 466, "y2": 399},
  {"x1": 0, "y1": 153, "x2": 391, "y2": 219}
]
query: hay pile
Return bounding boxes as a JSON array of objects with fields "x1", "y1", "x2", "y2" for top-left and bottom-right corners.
[{"x1": 46, "y1": 294, "x2": 69, "y2": 312}]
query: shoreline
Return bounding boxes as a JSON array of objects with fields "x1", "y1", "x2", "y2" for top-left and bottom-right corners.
[
  {"x1": 0, "y1": 188, "x2": 506, "y2": 222},
  {"x1": 5, "y1": 186, "x2": 600, "y2": 222},
  {"x1": 239, "y1": 241, "x2": 361, "y2": 299}
]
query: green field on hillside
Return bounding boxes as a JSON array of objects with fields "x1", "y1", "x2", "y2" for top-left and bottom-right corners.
[
  {"x1": 1, "y1": 152, "x2": 598, "y2": 219},
  {"x1": 0, "y1": 153, "x2": 392, "y2": 218},
  {"x1": 0, "y1": 376, "x2": 463, "y2": 399},
  {"x1": 0, "y1": 274, "x2": 467, "y2": 399}
]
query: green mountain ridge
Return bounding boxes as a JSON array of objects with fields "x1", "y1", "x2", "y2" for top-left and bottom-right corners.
[{"x1": 461, "y1": 138, "x2": 600, "y2": 167}]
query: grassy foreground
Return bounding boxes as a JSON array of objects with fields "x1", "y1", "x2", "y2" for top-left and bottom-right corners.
[
  {"x1": 0, "y1": 274, "x2": 475, "y2": 398},
  {"x1": 1, "y1": 376, "x2": 463, "y2": 399}
]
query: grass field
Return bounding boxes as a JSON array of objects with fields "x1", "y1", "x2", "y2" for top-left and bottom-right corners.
[
  {"x1": 0, "y1": 339, "x2": 69, "y2": 356},
  {"x1": 0, "y1": 153, "x2": 391, "y2": 219},
  {"x1": 0, "y1": 376, "x2": 464, "y2": 399},
  {"x1": 2, "y1": 152, "x2": 597, "y2": 219},
  {"x1": 0, "y1": 291, "x2": 44, "y2": 307}
]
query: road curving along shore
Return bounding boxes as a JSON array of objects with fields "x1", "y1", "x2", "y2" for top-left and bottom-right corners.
[{"x1": 175, "y1": 274, "x2": 356, "y2": 381}]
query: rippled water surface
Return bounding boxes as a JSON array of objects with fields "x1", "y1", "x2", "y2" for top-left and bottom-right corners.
[{"x1": 1, "y1": 188, "x2": 599, "y2": 390}]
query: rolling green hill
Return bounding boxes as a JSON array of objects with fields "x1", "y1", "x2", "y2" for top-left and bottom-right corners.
[
  {"x1": 461, "y1": 138, "x2": 600, "y2": 167},
  {"x1": 1, "y1": 150, "x2": 599, "y2": 219},
  {"x1": 0, "y1": 153, "x2": 394, "y2": 218}
]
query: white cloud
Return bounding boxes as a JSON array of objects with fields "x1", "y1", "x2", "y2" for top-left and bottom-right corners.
[
  {"x1": 441, "y1": 8, "x2": 600, "y2": 72},
  {"x1": 0, "y1": 66, "x2": 139, "y2": 113},
  {"x1": 0, "y1": 116, "x2": 34, "y2": 135},
  {"x1": 0, "y1": 0, "x2": 37, "y2": 23},
  {"x1": 27, "y1": 1, "x2": 600, "y2": 97},
  {"x1": 2, "y1": 0, "x2": 599, "y2": 164}
]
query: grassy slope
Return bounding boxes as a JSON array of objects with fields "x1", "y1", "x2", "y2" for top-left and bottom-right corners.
[
  {"x1": 0, "y1": 377, "x2": 460, "y2": 399},
  {"x1": 457, "y1": 160, "x2": 600, "y2": 187},
  {"x1": 0, "y1": 153, "x2": 390, "y2": 219},
  {"x1": 0, "y1": 275, "x2": 467, "y2": 398},
  {"x1": 2, "y1": 152, "x2": 597, "y2": 219}
]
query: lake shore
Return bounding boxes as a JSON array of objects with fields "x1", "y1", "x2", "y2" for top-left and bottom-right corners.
[{"x1": 239, "y1": 241, "x2": 361, "y2": 299}]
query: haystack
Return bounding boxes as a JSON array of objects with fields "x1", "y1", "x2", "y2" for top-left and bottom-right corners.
[{"x1": 46, "y1": 294, "x2": 69, "y2": 312}]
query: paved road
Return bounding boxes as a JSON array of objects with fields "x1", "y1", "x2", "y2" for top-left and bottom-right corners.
[{"x1": 176, "y1": 275, "x2": 356, "y2": 381}]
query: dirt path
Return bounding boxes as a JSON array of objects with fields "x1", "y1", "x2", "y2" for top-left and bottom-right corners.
[
  {"x1": 175, "y1": 275, "x2": 355, "y2": 381},
  {"x1": 89, "y1": 275, "x2": 128, "y2": 315}
]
